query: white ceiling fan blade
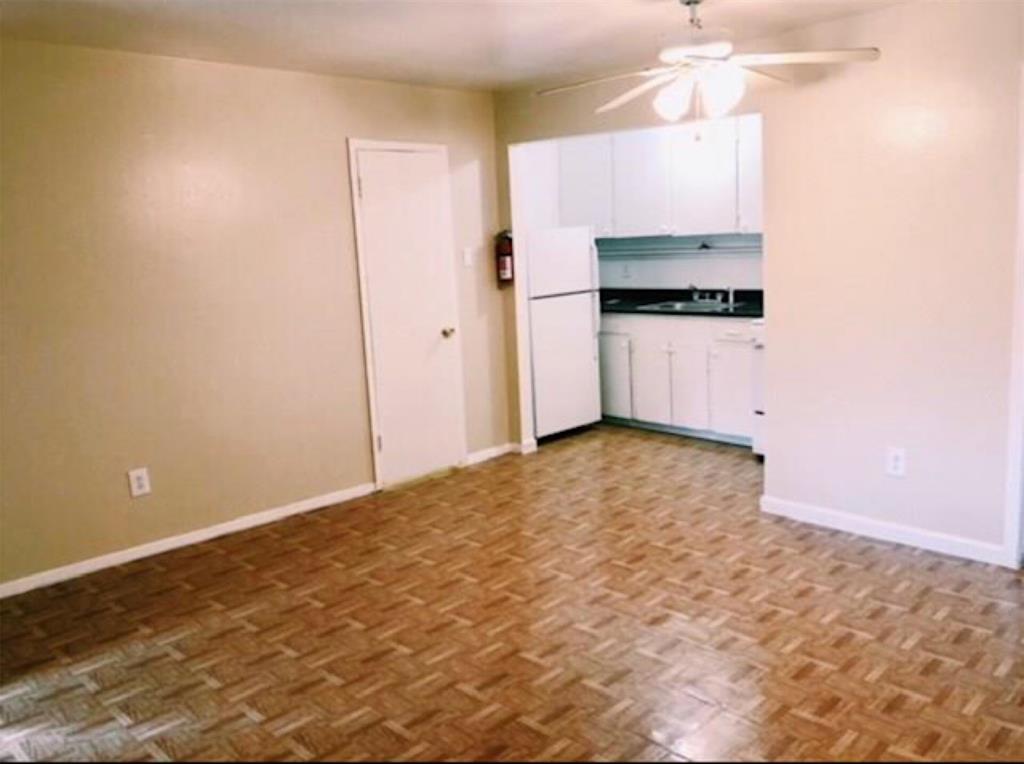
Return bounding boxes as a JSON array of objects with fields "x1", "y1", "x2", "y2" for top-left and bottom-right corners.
[
  {"x1": 730, "y1": 48, "x2": 881, "y2": 67},
  {"x1": 741, "y1": 65, "x2": 792, "y2": 84},
  {"x1": 595, "y1": 72, "x2": 680, "y2": 114},
  {"x1": 538, "y1": 66, "x2": 675, "y2": 96}
]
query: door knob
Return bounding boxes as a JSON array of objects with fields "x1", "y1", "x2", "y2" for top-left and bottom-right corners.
[{"x1": 441, "y1": 327, "x2": 456, "y2": 338}]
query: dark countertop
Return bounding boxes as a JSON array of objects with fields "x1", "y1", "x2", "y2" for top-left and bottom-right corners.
[{"x1": 601, "y1": 289, "x2": 764, "y2": 319}]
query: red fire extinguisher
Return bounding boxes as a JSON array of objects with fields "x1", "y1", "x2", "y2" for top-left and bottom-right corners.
[{"x1": 495, "y1": 230, "x2": 514, "y2": 287}]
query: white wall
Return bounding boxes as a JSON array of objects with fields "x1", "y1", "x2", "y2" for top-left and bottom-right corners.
[
  {"x1": 497, "y1": 0, "x2": 1023, "y2": 564},
  {"x1": 1, "y1": 40, "x2": 513, "y2": 584}
]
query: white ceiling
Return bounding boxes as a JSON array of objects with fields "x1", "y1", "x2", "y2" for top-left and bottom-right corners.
[{"x1": 0, "y1": 0, "x2": 901, "y2": 90}]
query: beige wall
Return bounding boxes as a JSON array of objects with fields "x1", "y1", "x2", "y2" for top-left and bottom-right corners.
[
  {"x1": 497, "y1": 1, "x2": 1022, "y2": 550},
  {"x1": 0, "y1": 40, "x2": 512, "y2": 583}
]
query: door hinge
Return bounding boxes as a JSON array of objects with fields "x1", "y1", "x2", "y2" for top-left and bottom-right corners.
[
  {"x1": 357, "y1": 174, "x2": 363, "y2": 199},
  {"x1": 376, "y1": 434, "x2": 382, "y2": 451}
]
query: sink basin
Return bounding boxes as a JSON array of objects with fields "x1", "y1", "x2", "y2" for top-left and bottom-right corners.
[{"x1": 639, "y1": 300, "x2": 728, "y2": 313}]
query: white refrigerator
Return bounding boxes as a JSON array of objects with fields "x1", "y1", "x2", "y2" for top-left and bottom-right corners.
[{"x1": 527, "y1": 226, "x2": 602, "y2": 438}]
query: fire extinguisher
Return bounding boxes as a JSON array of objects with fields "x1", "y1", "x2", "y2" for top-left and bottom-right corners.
[{"x1": 495, "y1": 230, "x2": 514, "y2": 287}]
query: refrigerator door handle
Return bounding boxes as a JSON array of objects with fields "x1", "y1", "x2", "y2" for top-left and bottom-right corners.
[{"x1": 592, "y1": 292, "x2": 600, "y2": 361}]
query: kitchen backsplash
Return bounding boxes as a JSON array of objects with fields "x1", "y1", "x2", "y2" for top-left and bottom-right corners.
[{"x1": 597, "y1": 234, "x2": 763, "y2": 290}]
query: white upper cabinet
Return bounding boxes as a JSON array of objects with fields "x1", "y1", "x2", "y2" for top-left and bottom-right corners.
[
  {"x1": 559, "y1": 134, "x2": 614, "y2": 237},
  {"x1": 554, "y1": 115, "x2": 762, "y2": 240},
  {"x1": 737, "y1": 114, "x2": 763, "y2": 234},
  {"x1": 670, "y1": 119, "x2": 739, "y2": 237},
  {"x1": 511, "y1": 139, "x2": 561, "y2": 232},
  {"x1": 612, "y1": 129, "x2": 673, "y2": 238}
]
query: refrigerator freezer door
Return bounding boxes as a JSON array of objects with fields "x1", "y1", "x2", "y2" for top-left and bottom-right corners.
[
  {"x1": 527, "y1": 226, "x2": 597, "y2": 298},
  {"x1": 531, "y1": 292, "x2": 601, "y2": 438}
]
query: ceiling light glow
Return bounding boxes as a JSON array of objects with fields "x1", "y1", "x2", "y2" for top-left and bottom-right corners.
[
  {"x1": 652, "y1": 75, "x2": 696, "y2": 122},
  {"x1": 697, "y1": 63, "x2": 746, "y2": 119}
]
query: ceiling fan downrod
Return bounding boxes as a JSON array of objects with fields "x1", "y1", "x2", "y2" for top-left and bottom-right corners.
[{"x1": 683, "y1": 0, "x2": 704, "y2": 31}]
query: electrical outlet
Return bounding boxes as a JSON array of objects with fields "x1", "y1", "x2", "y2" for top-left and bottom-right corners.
[
  {"x1": 462, "y1": 246, "x2": 474, "y2": 268},
  {"x1": 885, "y1": 447, "x2": 907, "y2": 478},
  {"x1": 128, "y1": 467, "x2": 151, "y2": 498}
]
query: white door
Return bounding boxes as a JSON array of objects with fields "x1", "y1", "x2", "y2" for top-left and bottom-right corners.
[
  {"x1": 709, "y1": 339, "x2": 755, "y2": 438},
  {"x1": 613, "y1": 128, "x2": 673, "y2": 237},
  {"x1": 670, "y1": 343, "x2": 710, "y2": 430},
  {"x1": 737, "y1": 114, "x2": 764, "y2": 234},
  {"x1": 531, "y1": 292, "x2": 601, "y2": 437},
  {"x1": 599, "y1": 331, "x2": 633, "y2": 418},
  {"x1": 671, "y1": 118, "x2": 739, "y2": 236},
  {"x1": 527, "y1": 227, "x2": 597, "y2": 298},
  {"x1": 352, "y1": 144, "x2": 466, "y2": 487},
  {"x1": 631, "y1": 338, "x2": 673, "y2": 425},
  {"x1": 559, "y1": 134, "x2": 614, "y2": 237}
]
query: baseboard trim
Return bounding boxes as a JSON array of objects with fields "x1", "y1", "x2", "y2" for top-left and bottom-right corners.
[
  {"x1": 465, "y1": 443, "x2": 517, "y2": 465},
  {"x1": 518, "y1": 439, "x2": 538, "y2": 455},
  {"x1": 0, "y1": 483, "x2": 377, "y2": 599},
  {"x1": 602, "y1": 417, "x2": 753, "y2": 448},
  {"x1": 761, "y1": 495, "x2": 1017, "y2": 568}
]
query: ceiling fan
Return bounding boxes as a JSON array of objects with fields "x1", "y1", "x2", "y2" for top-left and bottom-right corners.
[{"x1": 538, "y1": 0, "x2": 880, "y2": 122}]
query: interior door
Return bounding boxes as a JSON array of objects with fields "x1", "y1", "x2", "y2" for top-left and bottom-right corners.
[
  {"x1": 353, "y1": 145, "x2": 465, "y2": 487},
  {"x1": 531, "y1": 292, "x2": 601, "y2": 438}
]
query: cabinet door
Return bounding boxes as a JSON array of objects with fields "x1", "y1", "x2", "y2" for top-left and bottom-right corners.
[
  {"x1": 737, "y1": 114, "x2": 763, "y2": 234},
  {"x1": 630, "y1": 338, "x2": 672, "y2": 425},
  {"x1": 671, "y1": 119, "x2": 738, "y2": 236},
  {"x1": 510, "y1": 139, "x2": 560, "y2": 231},
  {"x1": 612, "y1": 128, "x2": 672, "y2": 238},
  {"x1": 559, "y1": 134, "x2": 614, "y2": 237},
  {"x1": 708, "y1": 339, "x2": 755, "y2": 438},
  {"x1": 670, "y1": 343, "x2": 710, "y2": 430},
  {"x1": 599, "y1": 332, "x2": 632, "y2": 419}
]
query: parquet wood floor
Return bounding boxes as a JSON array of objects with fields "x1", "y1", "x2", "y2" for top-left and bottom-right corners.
[{"x1": 1, "y1": 425, "x2": 1023, "y2": 761}]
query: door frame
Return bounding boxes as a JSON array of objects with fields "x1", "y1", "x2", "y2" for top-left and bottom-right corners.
[{"x1": 347, "y1": 139, "x2": 469, "y2": 489}]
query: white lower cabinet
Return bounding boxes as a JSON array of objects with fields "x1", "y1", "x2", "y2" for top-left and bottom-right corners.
[
  {"x1": 600, "y1": 314, "x2": 756, "y2": 443},
  {"x1": 708, "y1": 339, "x2": 755, "y2": 438},
  {"x1": 598, "y1": 332, "x2": 633, "y2": 419},
  {"x1": 670, "y1": 343, "x2": 710, "y2": 430},
  {"x1": 630, "y1": 338, "x2": 673, "y2": 425}
]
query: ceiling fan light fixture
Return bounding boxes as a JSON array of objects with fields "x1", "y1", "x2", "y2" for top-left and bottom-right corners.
[
  {"x1": 697, "y1": 63, "x2": 746, "y2": 119},
  {"x1": 658, "y1": 40, "x2": 734, "y2": 65},
  {"x1": 652, "y1": 75, "x2": 695, "y2": 122}
]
